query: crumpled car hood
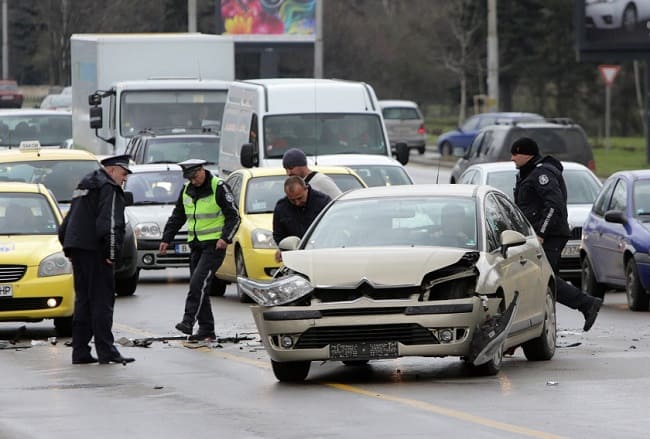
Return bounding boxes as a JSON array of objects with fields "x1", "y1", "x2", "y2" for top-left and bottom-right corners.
[{"x1": 282, "y1": 246, "x2": 471, "y2": 287}]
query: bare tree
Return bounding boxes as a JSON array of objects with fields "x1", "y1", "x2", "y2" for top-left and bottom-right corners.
[{"x1": 432, "y1": 0, "x2": 483, "y2": 124}]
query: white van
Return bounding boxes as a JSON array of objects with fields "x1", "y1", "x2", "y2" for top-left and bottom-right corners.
[{"x1": 218, "y1": 78, "x2": 410, "y2": 182}]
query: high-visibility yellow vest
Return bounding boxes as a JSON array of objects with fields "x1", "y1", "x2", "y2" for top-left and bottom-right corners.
[{"x1": 182, "y1": 177, "x2": 224, "y2": 241}]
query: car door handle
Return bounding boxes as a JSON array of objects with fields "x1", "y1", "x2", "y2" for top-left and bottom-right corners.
[
  {"x1": 520, "y1": 258, "x2": 527, "y2": 266},
  {"x1": 536, "y1": 252, "x2": 543, "y2": 259}
]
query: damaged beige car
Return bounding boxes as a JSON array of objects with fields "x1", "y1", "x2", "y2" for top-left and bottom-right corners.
[{"x1": 239, "y1": 185, "x2": 557, "y2": 382}]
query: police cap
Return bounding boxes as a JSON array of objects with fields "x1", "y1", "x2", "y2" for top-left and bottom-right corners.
[
  {"x1": 178, "y1": 159, "x2": 207, "y2": 178},
  {"x1": 101, "y1": 154, "x2": 132, "y2": 174}
]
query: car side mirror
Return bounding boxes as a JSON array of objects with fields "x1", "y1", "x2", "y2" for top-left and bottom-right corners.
[
  {"x1": 604, "y1": 209, "x2": 626, "y2": 224},
  {"x1": 240, "y1": 143, "x2": 258, "y2": 168},
  {"x1": 123, "y1": 191, "x2": 134, "y2": 207},
  {"x1": 500, "y1": 229, "x2": 526, "y2": 258},
  {"x1": 395, "y1": 142, "x2": 409, "y2": 165},
  {"x1": 278, "y1": 236, "x2": 301, "y2": 251},
  {"x1": 89, "y1": 106, "x2": 103, "y2": 130}
]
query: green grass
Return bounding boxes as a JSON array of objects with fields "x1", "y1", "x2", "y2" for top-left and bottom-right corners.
[{"x1": 591, "y1": 137, "x2": 650, "y2": 178}]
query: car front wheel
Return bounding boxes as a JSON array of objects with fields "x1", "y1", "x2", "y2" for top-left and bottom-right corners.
[
  {"x1": 581, "y1": 256, "x2": 606, "y2": 300},
  {"x1": 271, "y1": 360, "x2": 311, "y2": 382},
  {"x1": 625, "y1": 259, "x2": 650, "y2": 311},
  {"x1": 115, "y1": 269, "x2": 139, "y2": 296},
  {"x1": 522, "y1": 286, "x2": 556, "y2": 361},
  {"x1": 440, "y1": 141, "x2": 453, "y2": 156}
]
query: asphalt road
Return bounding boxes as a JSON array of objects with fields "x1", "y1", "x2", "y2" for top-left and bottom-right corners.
[{"x1": 1, "y1": 267, "x2": 649, "y2": 439}]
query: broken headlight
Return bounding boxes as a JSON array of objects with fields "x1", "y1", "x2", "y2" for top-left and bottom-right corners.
[{"x1": 237, "y1": 275, "x2": 313, "y2": 306}]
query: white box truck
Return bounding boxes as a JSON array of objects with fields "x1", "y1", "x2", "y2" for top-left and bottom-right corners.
[
  {"x1": 70, "y1": 33, "x2": 235, "y2": 155},
  {"x1": 218, "y1": 78, "x2": 410, "y2": 181}
]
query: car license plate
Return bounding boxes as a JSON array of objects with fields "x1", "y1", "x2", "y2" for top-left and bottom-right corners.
[
  {"x1": 0, "y1": 284, "x2": 13, "y2": 297},
  {"x1": 329, "y1": 341, "x2": 398, "y2": 360},
  {"x1": 175, "y1": 243, "x2": 191, "y2": 254},
  {"x1": 562, "y1": 243, "x2": 580, "y2": 258}
]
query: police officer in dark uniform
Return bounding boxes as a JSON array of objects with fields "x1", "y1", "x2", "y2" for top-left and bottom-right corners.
[
  {"x1": 511, "y1": 137, "x2": 602, "y2": 331},
  {"x1": 59, "y1": 154, "x2": 135, "y2": 365},
  {"x1": 159, "y1": 159, "x2": 239, "y2": 340}
]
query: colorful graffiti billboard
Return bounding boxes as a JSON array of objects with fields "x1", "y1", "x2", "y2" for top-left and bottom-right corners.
[{"x1": 221, "y1": 0, "x2": 316, "y2": 35}]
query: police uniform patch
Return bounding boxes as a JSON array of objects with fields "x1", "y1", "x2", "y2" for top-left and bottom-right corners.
[
  {"x1": 226, "y1": 193, "x2": 234, "y2": 203},
  {"x1": 538, "y1": 174, "x2": 549, "y2": 185}
]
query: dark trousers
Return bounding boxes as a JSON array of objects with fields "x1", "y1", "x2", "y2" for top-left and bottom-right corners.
[
  {"x1": 543, "y1": 236, "x2": 593, "y2": 312},
  {"x1": 70, "y1": 249, "x2": 120, "y2": 362},
  {"x1": 181, "y1": 242, "x2": 226, "y2": 334}
]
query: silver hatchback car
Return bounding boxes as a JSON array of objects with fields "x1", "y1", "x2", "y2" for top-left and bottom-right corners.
[{"x1": 380, "y1": 100, "x2": 427, "y2": 154}]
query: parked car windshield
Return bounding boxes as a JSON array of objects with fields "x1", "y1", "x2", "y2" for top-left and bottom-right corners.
[
  {"x1": 263, "y1": 113, "x2": 387, "y2": 158},
  {"x1": 305, "y1": 196, "x2": 478, "y2": 250},
  {"x1": 120, "y1": 90, "x2": 227, "y2": 136},
  {"x1": 0, "y1": 193, "x2": 58, "y2": 235},
  {"x1": 126, "y1": 170, "x2": 185, "y2": 205},
  {"x1": 0, "y1": 114, "x2": 72, "y2": 147}
]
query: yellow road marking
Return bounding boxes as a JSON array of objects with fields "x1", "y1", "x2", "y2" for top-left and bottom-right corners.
[{"x1": 114, "y1": 323, "x2": 564, "y2": 438}]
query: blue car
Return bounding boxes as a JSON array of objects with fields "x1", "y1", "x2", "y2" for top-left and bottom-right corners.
[
  {"x1": 581, "y1": 170, "x2": 650, "y2": 311},
  {"x1": 436, "y1": 112, "x2": 544, "y2": 156}
]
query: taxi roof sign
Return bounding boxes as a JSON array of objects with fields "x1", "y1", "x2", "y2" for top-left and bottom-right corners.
[{"x1": 19, "y1": 140, "x2": 42, "y2": 151}]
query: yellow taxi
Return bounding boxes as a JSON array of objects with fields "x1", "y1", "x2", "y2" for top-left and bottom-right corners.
[
  {"x1": 0, "y1": 181, "x2": 74, "y2": 335},
  {"x1": 214, "y1": 166, "x2": 367, "y2": 301},
  {"x1": 0, "y1": 143, "x2": 100, "y2": 213}
]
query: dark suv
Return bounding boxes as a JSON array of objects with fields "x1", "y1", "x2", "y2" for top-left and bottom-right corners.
[{"x1": 450, "y1": 120, "x2": 596, "y2": 183}]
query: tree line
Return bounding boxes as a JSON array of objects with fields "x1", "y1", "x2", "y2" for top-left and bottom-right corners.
[{"x1": 2, "y1": 0, "x2": 642, "y2": 137}]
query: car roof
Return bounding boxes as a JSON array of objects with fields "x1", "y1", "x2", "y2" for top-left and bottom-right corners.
[
  {"x1": 0, "y1": 148, "x2": 98, "y2": 162},
  {"x1": 379, "y1": 100, "x2": 419, "y2": 108},
  {"x1": 129, "y1": 163, "x2": 183, "y2": 173},
  {"x1": 339, "y1": 183, "x2": 484, "y2": 201},
  {"x1": 232, "y1": 166, "x2": 358, "y2": 179},
  {"x1": 466, "y1": 161, "x2": 591, "y2": 173},
  {"x1": 0, "y1": 109, "x2": 71, "y2": 117},
  {"x1": 135, "y1": 133, "x2": 219, "y2": 140},
  {"x1": 611, "y1": 169, "x2": 650, "y2": 180},
  {"x1": 0, "y1": 181, "x2": 49, "y2": 194}
]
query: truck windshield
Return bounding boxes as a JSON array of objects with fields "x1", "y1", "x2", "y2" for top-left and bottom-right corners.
[
  {"x1": 120, "y1": 90, "x2": 227, "y2": 137},
  {"x1": 263, "y1": 114, "x2": 387, "y2": 159}
]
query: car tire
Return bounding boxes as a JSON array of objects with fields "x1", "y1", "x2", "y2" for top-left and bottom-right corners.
[
  {"x1": 469, "y1": 347, "x2": 503, "y2": 376},
  {"x1": 236, "y1": 248, "x2": 252, "y2": 303},
  {"x1": 54, "y1": 316, "x2": 73, "y2": 337},
  {"x1": 210, "y1": 278, "x2": 227, "y2": 296},
  {"x1": 625, "y1": 259, "x2": 650, "y2": 311},
  {"x1": 522, "y1": 286, "x2": 556, "y2": 361},
  {"x1": 115, "y1": 269, "x2": 139, "y2": 296},
  {"x1": 271, "y1": 360, "x2": 311, "y2": 382},
  {"x1": 441, "y1": 141, "x2": 453, "y2": 156},
  {"x1": 581, "y1": 256, "x2": 606, "y2": 300},
  {"x1": 417, "y1": 145, "x2": 426, "y2": 155}
]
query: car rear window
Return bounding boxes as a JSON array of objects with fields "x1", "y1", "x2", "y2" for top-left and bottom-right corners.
[
  {"x1": 502, "y1": 128, "x2": 590, "y2": 161},
  {"x1": 382, "y1": 107, "x2": 421, "y2": 120}
]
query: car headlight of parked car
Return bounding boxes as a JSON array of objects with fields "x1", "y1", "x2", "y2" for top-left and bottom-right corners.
[
  {"x1": 251, "y1": 228, "x2": 276, "y2": 249},
  {"x1": 134, "y1": 222, "x2": 161, "y2": 239},
  {"x1": 237, "y1": 274, "x2": 313, "y2": 306},
  {"x1": 38, "y1": 252, "x2": 72, "y2": 277}
]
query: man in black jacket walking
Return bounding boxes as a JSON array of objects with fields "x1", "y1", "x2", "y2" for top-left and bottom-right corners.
[
  {"x1": 59, "y1": 154, "x2": 135, "y2": 365},
  {"x1": 511, "y1": 137, "x2": 602, "y2": 331}
]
